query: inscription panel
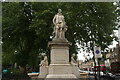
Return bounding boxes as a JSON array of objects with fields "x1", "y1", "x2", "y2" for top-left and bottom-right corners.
[{"x1": 51, "y1": 48, "x2": 69, "y2": 64}]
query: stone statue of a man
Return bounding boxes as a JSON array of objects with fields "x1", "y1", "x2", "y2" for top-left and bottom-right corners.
[{"x1": 53, "y1": 9, "x2": 67, "y2": 39}]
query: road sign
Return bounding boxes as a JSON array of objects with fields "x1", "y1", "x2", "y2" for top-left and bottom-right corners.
[
  {"x1": 95, "y1": 50, "x2": 100, "y2": 54},
  {"x1": 94, "y1": 46, "x2": 102, "y2": 58}
]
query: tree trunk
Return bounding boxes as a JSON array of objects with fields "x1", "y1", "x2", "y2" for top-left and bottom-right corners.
[{"x1": 20, "y1": 66, "x2": 27, "y2": 74}]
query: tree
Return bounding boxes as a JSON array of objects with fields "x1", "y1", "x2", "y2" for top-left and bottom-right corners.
[
  {"x1": 2, "y1": 2, "x2": 38, "y2": 73},
  {"x1": 2, "y1": 2, "x2": 117, "y2": 73}
]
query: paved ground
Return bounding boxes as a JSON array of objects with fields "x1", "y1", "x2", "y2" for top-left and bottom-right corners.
[
  {"x1": 2, "y1": 73, "x2": 120, "y2": 80},
  {"x1": 2, "y1": 73, "x2": 31, "y2": 80}
]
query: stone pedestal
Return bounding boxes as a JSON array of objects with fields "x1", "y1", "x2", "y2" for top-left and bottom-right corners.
[
  {"x1": 48, "y1": 40, "x2": 71, "y2": 64},
  {"x1": 72, "y1": 66, "x2": 80, "y2": 78},
  {"x1": 38, "y1": 66, "x2": 48, "y2": 78},
  {"x1": 45, "y1": 39, "x2": 79, "y2": 79}
]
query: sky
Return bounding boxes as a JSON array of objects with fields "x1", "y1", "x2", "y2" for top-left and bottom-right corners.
[{"x1": 77, "y1": 29, "x2": 119, "y2": 61}]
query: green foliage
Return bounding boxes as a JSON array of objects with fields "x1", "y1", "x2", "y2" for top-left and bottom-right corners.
[
  {"x1": 10, "y1": 68, "x2": 21, "y2": 74},
  {"x1": 2, "y1": 2, "x2": 117, "y2": 70},
  {"x1": 2, "y1": 52, "x2": 15, "y2": 66},
  {"x1": 115, "y1": 1, "x2": 120, "y2": 30}
]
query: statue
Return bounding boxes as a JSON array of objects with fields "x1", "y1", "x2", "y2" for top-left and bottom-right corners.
[
  {"x1": 53, "y1": 9, "x2": 67, "y2": 39},
  {"x1": 71, "y1": 54, "x2": 77, "y2": 66},
  {"x1": 39, "y1": 55, "x2": 48, "y2": 78},
  {"x1": 40, "y1": 55, "x2": 48, "y2": 67}
]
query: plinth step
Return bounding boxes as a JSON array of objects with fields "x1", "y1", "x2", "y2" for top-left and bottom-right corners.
[
  {"x1": 37, "y1": 78, "x2": 78, "y2": 80},
  {"x1": 43, "y1": 74, "x2": 78, "y2": 80}
]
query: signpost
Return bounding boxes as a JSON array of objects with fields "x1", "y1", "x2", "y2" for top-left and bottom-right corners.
[
  {"x1": 118, "y1": 27, "x2": 120, "y2": 43},
  {"x1": 94, "y1": 46, "x2": 102, "y2": 80}
]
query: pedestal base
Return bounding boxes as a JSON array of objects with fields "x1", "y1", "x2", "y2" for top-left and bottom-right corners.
[
  {"x1": 38, "y1": 66, "x2": 48, "y2": 78},
  {"x1": 46, "y1": 74, "x2": 77, "y2": 79},
  {"x1": 45, "y1": 63, "x2": 80, "y2": 79}
]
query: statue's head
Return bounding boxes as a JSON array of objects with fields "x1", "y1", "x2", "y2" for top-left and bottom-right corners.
[
  {"x1": 72, "y1": 53, "x2": 75, "y2": 57},
  {"x1": 58, "y1": 9, "x2": 62, "y2": 13}
]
